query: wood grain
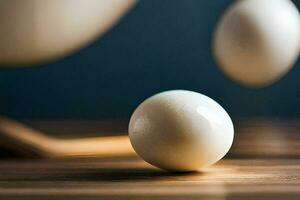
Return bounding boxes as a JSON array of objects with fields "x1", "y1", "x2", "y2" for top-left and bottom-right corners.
[{"x1": 0, "y1": 119, "x2": 299, "y2": 200}]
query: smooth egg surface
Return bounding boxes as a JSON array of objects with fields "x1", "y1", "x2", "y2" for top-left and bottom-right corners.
[
  {"x1": 129, "y1": 90, "x2": 234, "y2": 172},
  {"x1": 0, "y1": 0, "x2": 136, "y2": 66},
  {"x1": 213, "y1": 0, "x2": 300, "y2": 87}
]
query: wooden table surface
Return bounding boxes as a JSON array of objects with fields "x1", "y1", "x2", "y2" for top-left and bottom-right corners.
[{"x1": 0, "y1": 119, "x2": 299, "y2": 200}]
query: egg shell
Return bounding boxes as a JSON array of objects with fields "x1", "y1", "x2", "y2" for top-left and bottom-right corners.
[
  {"x1": 129, "y1": 90, "x2": 234, "y2": 172},
  {"x1": 0, "y1": 0, "x2": 136, "y2": 66},
  {"x1": 213, "y1": 0, "x2": 300, "y2": 87}
]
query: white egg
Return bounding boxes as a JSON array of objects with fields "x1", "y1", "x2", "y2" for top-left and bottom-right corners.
[
  {"x1": 213, "y1": 0, "x2": 300, "y2": 87},
  {"x1": 129, "y1": 90, "x2": 234, "y2": 172},
  {"x1": 0, "y1": 0, "x2": 136, "y2": 66}
]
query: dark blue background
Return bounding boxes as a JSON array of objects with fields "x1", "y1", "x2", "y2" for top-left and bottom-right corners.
[{"x1": 0, "y1": 0, "x2": 299, "y2": 119}]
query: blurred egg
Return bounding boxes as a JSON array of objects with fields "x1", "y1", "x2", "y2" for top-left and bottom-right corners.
[
  {"x1": 213, "y1": 0, "x2": 300, "y2": 87},
  {"x1": 0, "y1": 0, "x2": 136, "y2": 66},
  {"x1": 129, "y1": 90, "x2": 234, "y2": 172}
]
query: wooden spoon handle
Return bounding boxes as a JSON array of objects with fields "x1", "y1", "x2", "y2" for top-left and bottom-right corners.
[{"x1": 0, "y1": 116, "x2": 135, "y2": 158}]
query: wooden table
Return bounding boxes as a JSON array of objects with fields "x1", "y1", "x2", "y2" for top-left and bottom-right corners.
[{"x1": 0, "y1": 119, "x2": 299, "y2": 200}]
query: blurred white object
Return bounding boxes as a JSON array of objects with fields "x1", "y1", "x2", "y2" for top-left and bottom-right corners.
[
  {"x1": 213, "y1": 0, "x2": 300, "y2": 87},
  {"x1": 0, "y1": 0, "x2": 136, "y2": 66},
  {"x1": 129, "y1": 90, "x2": 234, "y2": 172}
]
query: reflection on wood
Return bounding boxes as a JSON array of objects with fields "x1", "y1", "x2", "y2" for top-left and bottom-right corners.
[
  {"x1": 0, "y1": 119, "x2": 299, "y2": 199},
  {"x1": 0, "y1": 158, "x2": 299, "y2": 199},
  {"x1": 230, "y1": 119, "x2": 300, "y2": 158}
]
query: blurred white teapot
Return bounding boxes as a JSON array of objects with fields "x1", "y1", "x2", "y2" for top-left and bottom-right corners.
[
  {"x1": 213, "y1": 0, "x2": 300, "y2": 87},
  {"x1": 0, "y1": 0, "x2": 136, "y2": 66}
]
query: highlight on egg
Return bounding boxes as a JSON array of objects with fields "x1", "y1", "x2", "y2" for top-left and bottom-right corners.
[
  {"x1": 129, "y1": 90, "x2": 234, "y2": 172},
  {"x1": 213, "y1": 0, "x2": 300, "y2": 87}
]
